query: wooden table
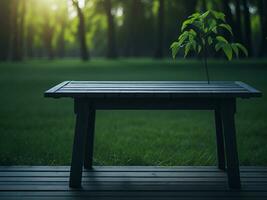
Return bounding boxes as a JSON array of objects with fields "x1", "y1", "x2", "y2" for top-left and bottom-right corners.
[{"x1": 44, "y1": 81, "x2": 262, "y2": 189}]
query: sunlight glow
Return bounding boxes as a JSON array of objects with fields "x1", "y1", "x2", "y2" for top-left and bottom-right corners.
[
  {"x1": 114, "y1": 7, "x2": 124, "y2": 26},
  {"x1": 116, "y1": 7, "x2": 123, "y2": 17},
  {"x1": 51, "y1": 4, "x2": 59, "y2": 11},
  {"x1": 67, "y1": 0, "x2": 85, "y2": 19},
  {"x1": 77, "y1": 0, "x2": 85, "y2": 8},
  {"x1": 67, "y1": 0, "x2": 76, "y2": 19},
  {"x1": 68, "y1": 0, "x2": 85, "y2": 8}
]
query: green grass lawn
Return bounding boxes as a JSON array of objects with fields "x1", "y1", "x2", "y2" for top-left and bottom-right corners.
[{"x1": 0, "y1": 59, "x2": 266, "y2": 166}]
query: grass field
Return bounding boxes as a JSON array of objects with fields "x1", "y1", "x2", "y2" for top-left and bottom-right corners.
[{"x1": 0, "y1": 59, "x2": 266, "y2": 166}]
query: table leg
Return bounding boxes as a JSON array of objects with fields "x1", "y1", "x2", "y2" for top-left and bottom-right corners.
[
  {"x1": 214, "y1": 108, "x2": 225, "y2": 170},
  {"x1": 69, "y1": 99, "x2": 89, "y2": 188},
  {"x1": 221, "y1": 99, "x2": 241, "y2": 189},
  {"x1": 84, "y1": 109, "x2": 96, "y2": 169}
]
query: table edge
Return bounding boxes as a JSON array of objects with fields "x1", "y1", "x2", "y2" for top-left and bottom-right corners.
[{"x1": 44, "y1": 81, "x2": 263, "y2": 99}]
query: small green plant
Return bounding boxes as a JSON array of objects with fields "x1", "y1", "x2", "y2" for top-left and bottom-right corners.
[{"x1": 170, "y1": 10, "x2": 248, "y2": 83}]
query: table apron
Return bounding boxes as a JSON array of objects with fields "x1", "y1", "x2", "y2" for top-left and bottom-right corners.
[{"x1": 73, "y1": 97, "x2": 236, "y2": 111}]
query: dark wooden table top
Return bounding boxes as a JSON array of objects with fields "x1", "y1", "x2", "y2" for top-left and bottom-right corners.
[{"x1": 44, "y1": 81, "x2": 262, "y2": 99}]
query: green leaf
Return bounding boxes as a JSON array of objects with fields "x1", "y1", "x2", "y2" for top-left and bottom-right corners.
[
  {"x1": 222, "y1": 44, "x2": 233, "y2": 60},
  {"x1": 236, "y1": 43, "x2": 248, "y2": 56},
  {"x1": 212, "y1": 26, "x2": 218, "y2": 34},
  {"x1": 170, "y1": 10, "x2": 242, "y2": 61},
  {"x1": 215, "y1": 42, "x2": 224, "y2": 51},
  {"x1": 211, "y1": 10, "x2": 226, "y2": 22},
  {"x1": 189, "y1": 34, "x2": 194, "y2": 43},
  {"x1": 208, "y1": 19, "x2": 217, "y2": 31},
  {"x1": 170, "y1": 42, "x2": 179, "y2": 49},
  {"x1": 208, "y1": 37, "x2": 213, "y2": 45},
  {"x1": 197, "y1": 45, "x2": 202, "y2": 54},
  {"x1": 170, "y1": 42, "x2": 180, "y2": 59},
  {"x1": 184, "y1": 43, "x2": 192, "y2": 58},
  {"x1": 189, "y1": 29, "x2": 197, "y2": 36},
  {"x1": 192, "y1": 20, "x2": 204, "y2": 31},
  {"x1": 178, "y1": 31, "x2": 189, "y2": 40},
  {"x1": 201, "y1": 11, "x2": 210, "y2": 19},
  {"x1": 216, "y1": 36, "x2": 228, "y2": 43},
  {"x1": 219, "y1": 24, "x2": 233, "y2": 35},
  {"x1": 231, "y1": 43, "x2": 239, "y2": 57},
  {"x1": 189, "y1": 13, "x2": 201, "y2": 19},
  {"x1": 181, "y1": 19, "x2": 193, "y2": 31},
  {"x1": 177, "y1": 34, "x2": 188, "y2": 46}
]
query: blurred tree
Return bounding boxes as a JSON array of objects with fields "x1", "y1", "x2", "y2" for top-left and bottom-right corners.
[
  {"x1": 26, "y1": 0, "x2": 48, "y2": 58},
  {"x1": 119, "y1": 0, "x2": 154, "y2": 57},
  {"x1": 104, "y1": 0, "x2": 118, "y2": 59},
  {"x1": 122, "y1": 0, "x2": 137, "y2": 56},
  {"x1": 164, "y1": 0, "x2": 180, "y2": 57},
  {"x1": 258, "y1": 0, "x2": 267, "y2": 57},
  {"x1": 26, "y1": 25, "x2": 34, "y2": 58},
  {"x1": 19, "y1": 0, "x2": 26, "y2": 59},
  {"x1": 242, "y1": 0, "x2": 252, "y2": 56},
  {"x1": 234, "y1": 0, "x2": 243, "y2": 43},
  {"x1": 130, "y1": 0, "x2": 144, "y2": 56},
  {"x1": 0, "y1": 0, "x2": 11, "y2": 61},
  {"x1": 25, "y1": 0, "x2": 35, "y2": 58},
  {"x1": 10, "y1": 0, "x2": 26, "y2": 61},
  {"x1": 222, "y1": 0, "x2": 235, "y2": 40},
  {"x1": 56, "y1": 1, "x2": 68, "y2": 58},
  {"x1": 155, "y1": 0, "x2": 165, "y2": 59},
  {"x1": 82, "y1": 0, "x2": 108, "y2": 57},
  {"x1": 1, "y1": 0, "x2": 264, "y2": 60},
  {"x1": 72, "y1": 0, "x2": 89, "y2": 61},
  {"x1": 43, "y1": 9, "x2": 55, "y2": 59},
  {"x1": 10, "y1": 0, "x2": 19, "y2": 61},
  {"x1": 57, "y1": 21, "x2": 66, "y2": 58}
]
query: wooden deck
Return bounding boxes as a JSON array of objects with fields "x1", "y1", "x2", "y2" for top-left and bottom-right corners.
[{"x1": 0, "y1": 166, "x2": 266, "y2": 200}]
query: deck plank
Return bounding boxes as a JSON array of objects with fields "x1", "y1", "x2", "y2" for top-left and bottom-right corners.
[{"x1": 0, "y1": 166, "x2": 266, "y2": 200}]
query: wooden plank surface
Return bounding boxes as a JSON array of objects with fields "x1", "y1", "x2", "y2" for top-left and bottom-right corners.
[
  {"x1": 44, "y1": 81, "x2": 262, "y2": 98},
  {"x1": 0, "y1": 166, "x2": 266, "y2": 200}
]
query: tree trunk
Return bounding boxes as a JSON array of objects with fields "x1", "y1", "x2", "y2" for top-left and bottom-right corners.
[
  {"x1": 57, "y1": 14, "x2": 66, "y2": 58},
  {"x1": 0, "y1": 0, "x2": 11, "y2": 61},
  {"x1": 26, "y1": 25, "x2": 34, "y2": 58},
  {"x1": 258, "y1": 0, "x2": 267, "y2": 57},
  {"x1": 43, "y1": 26, "x2": 54, "y2": 60},
  {"x1": 234, "y1": 0, "x2": 243, "y2": 43},
  {"x1": 43, "y1": 10, "x2": 54, "y2": 60},
  {"x1": 58, "y1": 27, "x2": 66, "y2": 58},
  {"x1": 104, "y1": 0, "x2": 117, "y2": 59},
  {"x1": 26, "y1": 0, "x2": 35, "y2": 58},
  {"x1": 155, "y1": 0, "x2": 165, "y2": 59},
  {"x1": 73, "y1": 0, "x2": 89, "y2": 61},
  {"x1": 242, "y1": 0, "x2": 252, "y2": 56},
  {"x1": 121, "y1": 1, "x2": 133, "y2": 57},
  {"x1": 11, "y1": 0, "x2": 26, "y2": 61},
  {"x1": 18, "y1": 0, "x2": 26, "y2": 60},
  {"x1": 121, "y1": 0, "x2": 146, "y2": 57},
  {"x1": 131, "y1": 0, "x2": 139, "y2": 57},
  {"x1": 10, "y1": 0, "x2": 21, "y2": 61},
  {"x1": 131, "y1": 0, "x2": 143, "y2": 57}
]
